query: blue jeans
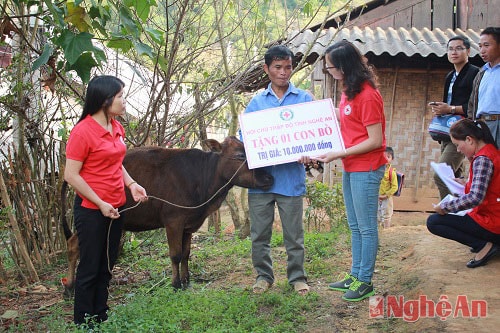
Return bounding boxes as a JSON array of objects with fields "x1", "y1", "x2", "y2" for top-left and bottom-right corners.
[{"x1": 342, "y1": 166, "x2": 384, "y2": 283}]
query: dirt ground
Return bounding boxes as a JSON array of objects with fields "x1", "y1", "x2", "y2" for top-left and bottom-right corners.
[
  {"x1": 305, "y1": 211, "x2": 500, "y2": 332},
  {"x1": 1, "y1": 211, "x2": 499, "y2": 332}
]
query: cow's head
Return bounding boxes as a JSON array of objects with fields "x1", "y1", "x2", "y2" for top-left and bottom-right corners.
[{"x1": 204, "y1": 136, "x2": 273, "y2": 190}]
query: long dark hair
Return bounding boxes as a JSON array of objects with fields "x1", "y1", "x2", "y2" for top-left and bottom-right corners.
[
  {"x1": 450, "y1": 119, "x2": 498, "y2": 149},
  {"x1": 325, "y1": 40, "x2": 378, "y2": 100},
  {"x1": 78, "y1": 75, "x2": 125, "y2": 123}
]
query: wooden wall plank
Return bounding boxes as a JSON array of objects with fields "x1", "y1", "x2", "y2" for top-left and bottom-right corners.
[
  {"x1": 457, "y1": 0, "x2": 470, "y2": 29},
  {"x1": 412, "y1": 0, "x2": 432, "y2": 28},
  {"x1": 457, "y1": 0, "x2": 499, "y2": 29},
  {"x1": 486, "y1": 0, "x2": 500, "y2": 29},
  {"x1": 394, "y1": 8, "x2": 413, "y2": 29},
  {"x1": 365, "y1": 16, "x2": 396, "y2": 29},
  {"x1": 432, "y1": 0, "x2": 454, "y2": 29},
  {"x1": 467, "y1": 0, "x2": 489, "y2": 29},
  {"x1": 348, "y1": 0, "x2": 424, "y2": 28},
  {"x1": 344, "y1": 0, "x2": 497, "y2": 31}
]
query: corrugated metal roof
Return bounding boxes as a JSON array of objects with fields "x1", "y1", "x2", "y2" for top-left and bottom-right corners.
[
  {"x1": 287, "y1": 26, "x2": 482, "y2": 58},
  {"x1": 236, "y1": 27, "x2": 483, "y2": 93}
]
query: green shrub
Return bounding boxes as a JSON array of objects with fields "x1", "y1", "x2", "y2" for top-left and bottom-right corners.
[{"x1": 304, "y1": 180, "x2": 347, "y2": 232}]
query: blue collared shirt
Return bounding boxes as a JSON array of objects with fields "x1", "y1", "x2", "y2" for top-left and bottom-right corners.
[
  {"x1": 477, "y1": 62, "x2": 500, "y2": 116},
  {"x1": 243, "y1": 82, "x2": 314, "y2": 196}
]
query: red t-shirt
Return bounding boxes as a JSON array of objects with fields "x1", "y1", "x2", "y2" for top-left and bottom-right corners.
[
  {"x1": 65, "y1": 115, "x2": 127, "y2": 209},
  {"x1": 339, "y1": 82, "x2": 387, "y2": 172}
]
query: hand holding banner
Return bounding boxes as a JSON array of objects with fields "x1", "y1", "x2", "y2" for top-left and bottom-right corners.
[{"x1": 239, "y1": 99, "x2": 345, "y2": 169}]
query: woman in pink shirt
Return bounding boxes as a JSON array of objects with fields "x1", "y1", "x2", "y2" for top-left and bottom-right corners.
[{"x1": 64, "y1": 75, "x2": 147, "y2": 327}]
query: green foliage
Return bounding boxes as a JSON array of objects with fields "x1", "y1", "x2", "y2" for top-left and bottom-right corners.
[
  {"x1": 25, "y1": 0, "x2": 352, "y2": 83},
  {"x1": 119, "y1": 230, "x2": 170, "y2": 272},
  {"x1": 0, "y1": 206, "x2": 16, "y2": 271},
  {"x1": 25, "y1": 0, "x2": 161, "y2": 82},
  {"x1": 96, "y1": 286, "x2": 312, "y2": 332},
  {"x1": 305, "y1": 180, "x2": 347, "y2": 231},
  {"x1": 31, "y1": 43, "x2": 53, "y2": 72},
  {"x1": 304, "y1": 231, "x2": 348, "y2": 277},
  {"x1": 56, "y1": 31, "x2": 96, "y2": 65},
  {"x1": 5, "y1": 221, "x2": 350, "y2": 332},
  {"x1": 270, "y1": 233, "x2": 285, "y2": 247}
]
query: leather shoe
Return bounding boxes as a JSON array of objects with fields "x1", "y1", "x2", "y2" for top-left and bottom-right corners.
[{"x1": 466, "y1": 244, "x2": 498, "y2": 268}]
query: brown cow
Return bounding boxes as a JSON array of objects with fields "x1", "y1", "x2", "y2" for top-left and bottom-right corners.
[{"x1": 61, "y1": 136, "x2": 273, "y2": 296}]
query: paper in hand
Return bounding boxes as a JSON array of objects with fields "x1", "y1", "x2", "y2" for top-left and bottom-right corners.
[
  {"x1": 438, "y1": 194, "x2": 472, "y2": 216},
  {"x1": 430, "y1": 162, "x2": 465, "y2": 196}
]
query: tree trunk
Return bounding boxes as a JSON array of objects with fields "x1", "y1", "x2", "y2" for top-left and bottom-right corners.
[
  {"x1": 0, "y1": 254, "x2": 7, "y2": 284},
  {"x1": 207, "y1": 210, "x2": 221, "y2": 235},
  {"x1": 225, "y1": 189, "x2": 241, "y2": 230},
  {"x1": 239, "y1": 188, "x2": 250, "y2": 239}
]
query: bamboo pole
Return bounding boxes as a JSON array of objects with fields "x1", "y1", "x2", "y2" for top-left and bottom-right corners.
[
  {"x1": 412, "y1": 68, "x2": 431, "y2": 202},
  {"x1": 0, "y1": 171, "x2": 39, "y2": 283},
  {"x1": 387, "y1": 67, "x2": 399, "y2": 143}
]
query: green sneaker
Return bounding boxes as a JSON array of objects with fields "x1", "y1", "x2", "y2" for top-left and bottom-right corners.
[
  {"x1": 342, "y1": 280, "x2": 374, "y2": 302},
  {"x1": 328, "y1": 273, "x2": 357, "y2": 292}
]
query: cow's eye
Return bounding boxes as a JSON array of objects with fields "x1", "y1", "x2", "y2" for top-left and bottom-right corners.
[{"x1": 233, "y1": 152, "x2": 246, "y2": 160}]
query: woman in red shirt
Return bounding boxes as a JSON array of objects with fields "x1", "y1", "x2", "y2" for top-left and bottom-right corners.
[
  {"x1": 64, "y1": 75, "x2": 147, "y2": 327},
  {"x1": 300, "y1": 40, "x2": 386, "y2": 301}
]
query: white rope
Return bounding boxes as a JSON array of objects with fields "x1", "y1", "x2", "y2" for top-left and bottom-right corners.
[
  {"x1": 145, "y1": 159, "x2": 247, "y2": 209},
  {"x1": 106, "y1": 158, "x2": 249, "y2": 274}
]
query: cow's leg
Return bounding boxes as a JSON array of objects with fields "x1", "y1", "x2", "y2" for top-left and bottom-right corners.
[
  {"x1": 165, "y1": 227, "x2": 183, "y2": 290},
  {"x1": 63, "y1": 234, "x2": 79, "y2": 299},
  {"x1": 180, "y1": 232, "x2": 192, "y2": 290}
]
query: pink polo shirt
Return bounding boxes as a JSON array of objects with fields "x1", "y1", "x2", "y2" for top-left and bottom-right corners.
[{"x1": 65, "y1": 115, "x2": 127, "y2": 209}]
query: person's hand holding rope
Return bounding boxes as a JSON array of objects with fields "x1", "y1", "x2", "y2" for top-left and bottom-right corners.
[
  {"x1": 128, "y1": 182, "x2": 148, "y2": 203},
  {"x1": 98, "y1": 202, "x2": 121, "y2": 219}
]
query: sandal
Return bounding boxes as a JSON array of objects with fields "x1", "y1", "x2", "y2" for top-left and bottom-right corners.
[
  {"x1": 294, "y1": 281, "x2": 310, "y2": 296},
  {"x1": 252, "y1": 279, "x2": 271, "y2": 294}
]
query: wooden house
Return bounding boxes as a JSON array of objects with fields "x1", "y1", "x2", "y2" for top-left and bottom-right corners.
[{"x1": 284, "y1": 0, "x2": 499, "y2": 211}]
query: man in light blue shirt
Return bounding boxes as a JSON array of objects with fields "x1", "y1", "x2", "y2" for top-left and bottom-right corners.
[
  {"x1": 469, "y1": 27, "x2": 500, "y2": 144},
  {"x1": 243, "y1": 45, "x2": 313, "y2": 295}
]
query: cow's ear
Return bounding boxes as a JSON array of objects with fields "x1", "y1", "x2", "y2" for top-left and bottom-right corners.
[{"x1": 202, "y1": 139, "x2": 222, "y2": 152}]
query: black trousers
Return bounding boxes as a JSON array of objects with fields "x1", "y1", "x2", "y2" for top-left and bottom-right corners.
[
  {"x1": 73, "y1": 195, "x2": 124, "y2": 325},
  {"x1": 427, "y1": 213, "x2": 500, "y2": 251}
]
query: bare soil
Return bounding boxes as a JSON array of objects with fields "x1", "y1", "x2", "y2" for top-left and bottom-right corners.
[
  {"x1": 1, "y1": 211, "x2": 499, "y2": 332},
  {"x1": 304, "y1": 211, "x2": 500, "y2": 332}
]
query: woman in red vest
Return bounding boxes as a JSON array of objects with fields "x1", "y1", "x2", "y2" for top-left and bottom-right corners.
[{"x1": 427, "y1": 119, "x2": 500, "y2": 268}]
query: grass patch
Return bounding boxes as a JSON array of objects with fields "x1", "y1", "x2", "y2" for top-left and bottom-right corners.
[
  {"x1": 4, "y1": 226, "x2": 349, "y2": 332},
  {"x1": 98, "y1": 285, "x2": 315, "y2": 332}
]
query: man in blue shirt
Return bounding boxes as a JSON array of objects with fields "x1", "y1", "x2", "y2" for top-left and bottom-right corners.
[
  {"x1": 469, "y1": 27, "x2": 500, "y2": 145},
  {"x1": 243, "y1": 45, "x2": 313, "y2": 296}
]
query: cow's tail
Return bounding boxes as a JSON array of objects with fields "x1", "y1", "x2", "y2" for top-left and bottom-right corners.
[{"x1": 60, "y1": 180, "x2": 73, "y2": 240}]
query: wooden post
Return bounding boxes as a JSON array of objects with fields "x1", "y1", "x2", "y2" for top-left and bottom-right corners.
[{"x1": 0, "y1": 171, "x2": 39, "y2": 283}]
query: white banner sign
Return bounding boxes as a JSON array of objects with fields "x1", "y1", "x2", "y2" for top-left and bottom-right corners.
[{"x1": 239, "y1": 98, "x2": 345, "y2": 169}]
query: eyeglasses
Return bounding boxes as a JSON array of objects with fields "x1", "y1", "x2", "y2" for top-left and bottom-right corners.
[
  {"x1": 447, "y1": 47, "x2": 467, "y2": 53},
  {"x1": 325, "y1": 66, "x2": 336, "y2": 70}
]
